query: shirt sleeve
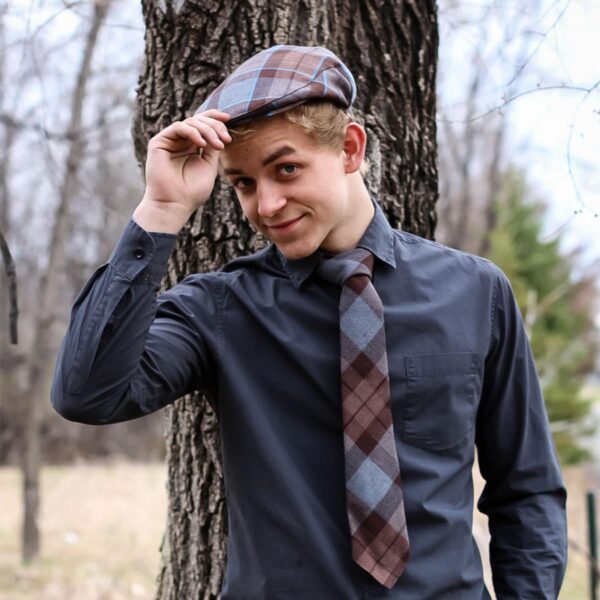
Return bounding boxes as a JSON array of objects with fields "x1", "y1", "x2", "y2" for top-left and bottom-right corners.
[
  {"x1": 476, "y1": 268, "x2": 567, "y2": 599},
  {"x1": 51, "y1": 219, "x2": 220, "y2": 425}
]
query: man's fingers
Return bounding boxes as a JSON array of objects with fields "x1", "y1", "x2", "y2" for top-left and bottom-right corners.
[
  {"x1": 154, "y1": 120, "x2": 224, "y2": 153},
  {"x1": 198, "y1": 143, "x2": 221, "y2": 165},
  {"x1": 185, "y1": 114, "x2": 232, "y2": 145},
  {"x1": 194, "y1": 121, "x2": 226, "y2": 149},
  {"x1": 150, "y1": 111, "x2": 232, "y2": 157},
  {"x1": 194, "y1": 109, "x2": 231, "y2": 123},
  {"x1": 154, "y1": 121, "x2": 200, "y2": 142}
]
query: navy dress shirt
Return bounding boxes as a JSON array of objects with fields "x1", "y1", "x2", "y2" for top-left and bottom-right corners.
[{"x1": 52, "y1": 202, "x2": 567, "y2": 599}]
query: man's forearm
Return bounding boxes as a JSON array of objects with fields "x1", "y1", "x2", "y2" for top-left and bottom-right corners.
[
  {"x1": 51, "y1": 219, "x2": 177, "y2": 424},
  {"x1": 486, "y1": 489, "x2": 567, "y2": 598}
]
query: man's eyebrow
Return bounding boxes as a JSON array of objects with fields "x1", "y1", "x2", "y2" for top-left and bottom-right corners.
[
  {"x1": 261, "y1": 145, "x2": 296, "y2": 167},
  {"x1": 222, "y1": 145, "x2": 297, "y2": 176}
]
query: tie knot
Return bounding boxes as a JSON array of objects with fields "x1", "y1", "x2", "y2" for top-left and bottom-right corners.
[{"x1": 317, "y1": 247, "x2": 374, "y2": 287}]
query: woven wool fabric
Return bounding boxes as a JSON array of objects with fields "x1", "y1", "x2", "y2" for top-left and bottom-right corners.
[
  {"x1": 195, "y1": 44, "x2": 356, "y2": 125},
  {"x1": 319, "y1": 247, "x2": 410, "y2": 589}
]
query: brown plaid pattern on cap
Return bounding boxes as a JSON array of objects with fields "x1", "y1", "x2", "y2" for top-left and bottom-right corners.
[
  {"x1": 318, "y1": 248, "x2": 409, "y2": 589},
  {"x1": 196, "y1": 45, "x2": 356, "y2": 125}
]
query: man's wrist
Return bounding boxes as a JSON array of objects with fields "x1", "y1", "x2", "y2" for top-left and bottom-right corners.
[{"x1": 132, "y1": 197, "x2": 194, "y2": 234}]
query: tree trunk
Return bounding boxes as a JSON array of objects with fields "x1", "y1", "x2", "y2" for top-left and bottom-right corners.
[
  {"x1": 20, "y1": 0, "x2": 110, "y2": 563},
  {"x1": 134, "y1": 2, "x2": 438, "y2": 597},
  {"x1": 0, "y1": 3, "x2": 18, "y2": 350}
]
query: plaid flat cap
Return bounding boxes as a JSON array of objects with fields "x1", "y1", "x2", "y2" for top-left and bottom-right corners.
[{"x1": 196, "y1": 45, "x2": 356, "y2": 125}]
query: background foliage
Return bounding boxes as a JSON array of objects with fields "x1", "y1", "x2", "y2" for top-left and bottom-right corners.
[{"x1": 486, "y1": 169, "x2": 598, "y2": 463}]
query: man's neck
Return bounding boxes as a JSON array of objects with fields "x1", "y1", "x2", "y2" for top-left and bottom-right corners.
[{"x1": 342, "y1": 176, "x2": 375, "y2": 249}]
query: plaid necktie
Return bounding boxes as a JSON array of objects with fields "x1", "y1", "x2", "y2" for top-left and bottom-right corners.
[{"x1": 318, "y1": 248, "x2": 409, "y2": 589}]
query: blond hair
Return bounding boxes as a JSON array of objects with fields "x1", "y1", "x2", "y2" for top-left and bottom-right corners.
[
  {"x1": 228, "y1": 100, "x2": 353, "y2": 151},
  {"x1": 224, "y1": 101, "x2": 369, "y2": 176}
]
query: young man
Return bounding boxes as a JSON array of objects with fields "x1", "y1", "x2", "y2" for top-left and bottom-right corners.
[{"x1": 52, "y1": 45, "x2": 567, "y2": 599}]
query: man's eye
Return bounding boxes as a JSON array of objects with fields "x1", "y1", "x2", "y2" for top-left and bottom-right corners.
[
  {"x1": 234, "y1": 177, "x2": 254, "y2": 189},
  {"x1": 279, "y1": 164, "x2": 297, "y2": 176}
]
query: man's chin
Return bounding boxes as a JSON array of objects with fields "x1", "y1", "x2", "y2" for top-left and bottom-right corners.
[{"x1": 273, "y1": 240, "x2": 318, "y2": 261}]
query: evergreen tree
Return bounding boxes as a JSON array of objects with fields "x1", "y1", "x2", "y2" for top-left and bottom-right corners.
[{"x1": 488, "y1": 169, "x2": 598, "y2": 464}]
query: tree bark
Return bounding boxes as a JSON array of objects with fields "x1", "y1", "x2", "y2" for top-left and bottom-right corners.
[
  {"x1": 19, "y1": 0, "x2": 110, "y2": 563},
  {"x1": 134, "y1": 1, "x2": 438, "y2": 597}
]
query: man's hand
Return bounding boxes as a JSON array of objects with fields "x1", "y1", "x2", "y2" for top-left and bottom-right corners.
[{"x1": 133, "y1": 110, "x2": 231, "y2": 233}]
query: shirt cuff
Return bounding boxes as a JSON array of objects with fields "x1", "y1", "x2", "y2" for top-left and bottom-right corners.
[{"x1": 108, "y1": 219, "x2": 177, "y2": 284}]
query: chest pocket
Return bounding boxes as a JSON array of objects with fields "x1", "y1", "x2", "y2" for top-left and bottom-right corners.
[{"x1": 401, "y1": 353, "x2": 481, "y2": 453}]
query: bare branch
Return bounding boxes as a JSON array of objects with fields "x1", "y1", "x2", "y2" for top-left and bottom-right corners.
[
  {"x1": 438, "y1": 82, "x2": 596, "y2": 125},
  {"x1": 566, "y1": 79, "x2": 600, "y2": 215},
  {"x1": 505, "y1": 0, "x2": 572, "y2": 87},
  {"x1": 0, "y1": 110, "x2": 131, "y2": 141}
]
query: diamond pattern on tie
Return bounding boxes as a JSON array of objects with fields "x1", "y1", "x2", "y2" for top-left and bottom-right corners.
[
  {"x1": 347, "y1": 456, "x2": 393, "y2": 509},
  {"x1": 340, "y1": 296, "x2": 381, "y2": 348},
  {"x1": 318, "y1": 248, "x2": 409, "y2": 589}
]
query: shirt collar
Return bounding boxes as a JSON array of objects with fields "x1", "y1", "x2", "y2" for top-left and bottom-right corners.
[{"x1": 276, "y1": 199, "x2": 397, "y2": 289}]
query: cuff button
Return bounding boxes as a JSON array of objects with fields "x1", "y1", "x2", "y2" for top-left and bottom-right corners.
[{"x1": 134, "y1": 248, "x2": 145, "y2": 259}]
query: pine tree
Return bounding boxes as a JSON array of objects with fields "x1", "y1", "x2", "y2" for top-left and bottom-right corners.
[{"x1": 488, "y1": 169, "x2": 598, "y2": 464}]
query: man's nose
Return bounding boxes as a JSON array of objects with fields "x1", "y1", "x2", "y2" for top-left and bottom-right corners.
[{"x1": 256, "y1": 182, "x2": 286, "y2": 218}]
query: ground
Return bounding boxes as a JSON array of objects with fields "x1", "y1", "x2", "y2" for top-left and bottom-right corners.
[
  {"x1": 0, "y1": 460, "x2": 591, "y2": 598},
  {"x1": 0, "y1": 461, "x2": 166, "y2": 600}
]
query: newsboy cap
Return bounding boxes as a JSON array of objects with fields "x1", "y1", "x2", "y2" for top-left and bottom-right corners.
[{"x1": 195, "y1": 45, "x2": 356, "y2": 126}]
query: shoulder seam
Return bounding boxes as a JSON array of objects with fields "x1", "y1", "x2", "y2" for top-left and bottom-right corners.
[{"x1": 393, "y1": 230, "x2": 496, "y2": 269}]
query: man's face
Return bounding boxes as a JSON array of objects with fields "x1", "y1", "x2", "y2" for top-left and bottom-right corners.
[{"x1": 220, "y1": 118, "x2": 355, "y2": 260}]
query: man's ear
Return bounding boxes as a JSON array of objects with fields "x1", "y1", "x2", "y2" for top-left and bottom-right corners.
[{"x1": 342, "y1": 122, "x2": 367, "y2": 174}]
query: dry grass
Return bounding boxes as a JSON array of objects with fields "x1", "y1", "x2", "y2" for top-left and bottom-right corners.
[
  {"x1": 0, "y1": 461, "x2": 167, "y2": 600},
  {"x1": 561, "y1": 465, "x2": 595, "y2": 600},
  {"x1": 0, "y1": 460, "x2": 592, "y2": 599}
]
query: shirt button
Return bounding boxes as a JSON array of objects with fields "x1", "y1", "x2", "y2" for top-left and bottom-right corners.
[{"x1": 133, "y1": 248, "x2": 145, "y2": 260}]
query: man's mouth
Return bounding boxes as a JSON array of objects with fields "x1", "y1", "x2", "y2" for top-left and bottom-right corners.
[{"x1": 267, "y1": 215, "x2": 304, "y2": 231}]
